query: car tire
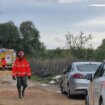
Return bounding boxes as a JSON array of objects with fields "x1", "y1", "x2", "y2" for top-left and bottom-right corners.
[
  {"x1": 60, "y1": 81, "x2": 65, "y2": 94},
  {"x1": 85, "y1": 93, "x2": 89, "y2": 105},
  {"x1": 67, "y1": 84, "x2": 72, "y2": 98}
]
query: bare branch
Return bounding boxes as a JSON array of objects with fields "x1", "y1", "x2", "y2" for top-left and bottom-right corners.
[{"x1": 66, "y1": 32, "x2": 93, "y2": 49}]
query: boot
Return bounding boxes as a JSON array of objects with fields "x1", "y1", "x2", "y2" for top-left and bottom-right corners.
[
  {"x1": 18, "y1": 87, "x2": 22, "y2": 99},
  {"x1": 22, "y1": 87, "x2": 26, "y2": 97}
]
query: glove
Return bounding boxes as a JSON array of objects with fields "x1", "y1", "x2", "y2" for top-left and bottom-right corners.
[
  {"x1": 28, "y1": 76, "x2": 31, "y2": 79},
  {"x1": 12, "y1": 76, "x2": 16, "y2": 80}
]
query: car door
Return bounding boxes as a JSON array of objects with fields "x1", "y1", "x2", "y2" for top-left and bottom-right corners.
[
  {"x1": 63, "y1": 65, "x2": 72, "y2": 91},
  {"x1": 93, "y1": 63, "x2": 105, "y2": 105}
]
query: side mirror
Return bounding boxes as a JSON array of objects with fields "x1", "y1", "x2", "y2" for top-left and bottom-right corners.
[
  {"x1": 85, "y1": 74, "x2": 93, "y2": 81},
  {"x1": 63, "y1": 69, "x2": 66, "y2": 74}
]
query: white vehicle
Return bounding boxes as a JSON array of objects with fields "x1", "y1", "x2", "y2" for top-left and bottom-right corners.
[
  {"x1": 85, "y1": 61, "x2": 105, "y2": 105},
  {"x1": 0, "y1": 49, "x2": 16, "y2": 69}
]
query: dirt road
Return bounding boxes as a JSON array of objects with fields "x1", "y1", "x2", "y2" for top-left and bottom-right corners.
[{"x1": 0, "y1": 71, "x2": 85, "y2": 105}]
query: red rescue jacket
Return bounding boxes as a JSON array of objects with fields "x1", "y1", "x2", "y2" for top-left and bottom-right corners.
[
  {"x1": 1, "y1": 59, "x2": 7, "y2": 66},
  {"x1": 12, "y1": 57, "x2": 31, "y2": 77}
]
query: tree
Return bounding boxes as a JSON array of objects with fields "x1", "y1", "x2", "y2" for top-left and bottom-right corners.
[
  {"x1": 65, "y1": 32, "x2": 93, "y2": 59},
  {"x1": 19, "y1": 21, "x2": 45, "y2": 56},
  {"x1": 98, "y1": 39, "x2": 105, "y2": 49},
  {"x1": 0, "y1": 20, "x2": 46, "y2": 58},
  {"x1": 0, "y1": 21, "x2": 20, "y2": 50},
  {"x1": 94, "y1": 39, "x2": 105, "y2": 61},
  {"x1": 66, "y1": 32, "x2": 92, "y2": 49},
  {"x1": 85, "y1": 48, "x2": 94, "y2": 60}
]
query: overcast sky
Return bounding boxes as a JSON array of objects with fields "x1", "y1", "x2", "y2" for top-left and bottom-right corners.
[{"x1": 0, "y1": 0, "x2": 105, "y2": 49}]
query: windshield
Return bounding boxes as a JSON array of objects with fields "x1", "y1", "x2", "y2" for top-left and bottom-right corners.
[{"x1": 77, "y1": 64, "x2": 100, "y2": 72}]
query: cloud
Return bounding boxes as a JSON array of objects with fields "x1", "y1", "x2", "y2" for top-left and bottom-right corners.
[
  {"x1": 31, "y1": 0, "x2": 58, "y2": 2},
  {"x1": 0, "y1": 10, "x2": 3, "y2": 14},
  {"x1": 55, "y1": 36, "x2": 65, "y2": 43},
  {"x1": 89, "y1": 4, "x2": 105, "y2": 7},
  {"x1": 0, "y1": 4, "x2": 3, "y2": 14},
  {"x1": 90, "y1": 32, "x2": 105, "y2": 49},
  {"x1": 81, "y1": 17, "x2": 105, "y2": 26},
  {"x1": 40, "y1": 33, "x2": 66, "y2": 49},
  {"x1": 58, "y1": 0, "x2": 82, "y2": 3},
  {"x1": 70, "y1": 16, "x2": 105, "y2": 32},
  {"x1": 18, "y1": 0, "x2": 82, "y2": 3}
]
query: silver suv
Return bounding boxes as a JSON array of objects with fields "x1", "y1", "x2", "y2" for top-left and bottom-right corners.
[
  {"x1": 60, "y1": 62, "x2": 101, "y2": 98},
  {"x1": 86, "y1": 61, "x2": 105, "y2": 105}
]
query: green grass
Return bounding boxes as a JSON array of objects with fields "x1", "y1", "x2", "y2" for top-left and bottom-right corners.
[{"x1": 31, "y1": 75, "x2": 54, "y2": 84}]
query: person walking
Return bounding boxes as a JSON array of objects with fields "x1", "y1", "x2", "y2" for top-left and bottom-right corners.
[
  {"x1": 12, "y1": 50, "x2": 31, "y2": 99},
  {"x1": 1, "y1": 58, "x2": 7, "y2": 70}
]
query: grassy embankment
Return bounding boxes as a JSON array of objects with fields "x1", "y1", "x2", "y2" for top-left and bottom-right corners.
[{"x1": 30, "y1": 75, "x2": 54, "y2": 83}]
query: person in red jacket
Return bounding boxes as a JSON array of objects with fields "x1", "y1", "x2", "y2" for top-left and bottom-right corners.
[
  {"x1": 12, "y1": 50, "x2": 31, "y2": 99},
  {"x1": 1, "y1": 58, "x2": 7, "y2": 70}
]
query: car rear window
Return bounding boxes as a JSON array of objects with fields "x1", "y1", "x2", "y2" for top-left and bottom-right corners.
[{"x1": 77, "y1": 64, "x2": 100, "y2": 72}]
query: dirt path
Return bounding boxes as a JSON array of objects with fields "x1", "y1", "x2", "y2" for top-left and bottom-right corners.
[{"x1": 0, "y1": 71, "x2": 85, "y2": 105}]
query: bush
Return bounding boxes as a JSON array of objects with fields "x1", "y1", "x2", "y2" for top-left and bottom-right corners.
[{"x1": 29, "y1": 56, "x2": 78, "y2": 77}]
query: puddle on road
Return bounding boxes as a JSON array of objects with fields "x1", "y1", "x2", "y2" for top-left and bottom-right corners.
[{"x1": 1, "y1": 81, "x2": 12, "y2": 84}]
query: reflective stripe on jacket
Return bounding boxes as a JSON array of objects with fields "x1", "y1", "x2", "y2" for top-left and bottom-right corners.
[{"x1": 12, "y1": 58, "x2": 31, "y2": 77}]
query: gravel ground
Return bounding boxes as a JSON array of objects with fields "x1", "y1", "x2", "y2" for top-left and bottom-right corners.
[{"x1": 0, "y1": 71, "x2": 85, "y2": 105}]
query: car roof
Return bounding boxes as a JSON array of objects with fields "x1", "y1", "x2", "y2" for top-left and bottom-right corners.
[{"x1": 73, "y1": 62, "x2": 101, "y2": 65}]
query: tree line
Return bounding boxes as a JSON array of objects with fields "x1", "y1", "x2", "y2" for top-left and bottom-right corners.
[
  {"x1": 0, "y1": 20, "x2": 105, "y2": 61},
  {"x1": 0, "y1": 21, "x2": 45, "y2": 57},
  {"x1": 65, "y1": 32, "x2": 105, "y2": 61}
]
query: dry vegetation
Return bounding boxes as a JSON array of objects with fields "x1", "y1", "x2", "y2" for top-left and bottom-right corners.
[{"x1": 29, "y1": 57, "x2": 78, "y2": 77}]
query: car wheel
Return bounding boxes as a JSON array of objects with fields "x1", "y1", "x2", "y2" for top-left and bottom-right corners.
[
  {"x1": 85, "y1": 93, "x2": 89, "y2": 105},
  {"x1": 67, "y1": 84, "x2": 72, "y2": 98},
  {"x1": 60, "y1": 81, "x2": 65, "y2": 94}
]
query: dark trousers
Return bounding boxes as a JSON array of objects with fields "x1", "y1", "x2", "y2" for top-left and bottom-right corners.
[
  {"x1": 17, "y1": 76, "x2": 28, "y2": 89},
  {"x1": 16, "y1": 76, "x2": 28, "y2": 98}
]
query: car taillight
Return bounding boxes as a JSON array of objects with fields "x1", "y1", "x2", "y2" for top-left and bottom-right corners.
[{"x1": 72, "y1": 73, "x2": 84, "y2": 79}]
